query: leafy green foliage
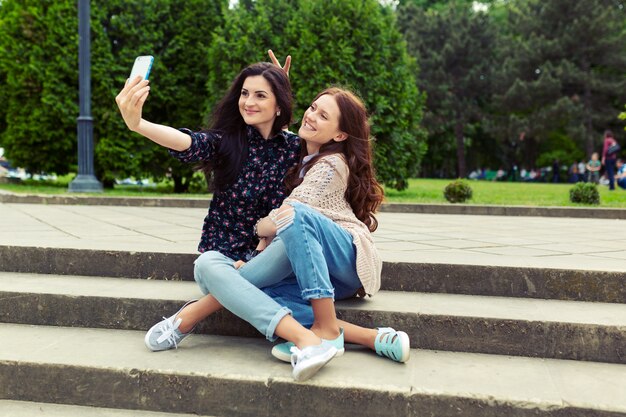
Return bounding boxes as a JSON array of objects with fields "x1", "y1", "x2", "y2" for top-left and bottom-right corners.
[
  {"x1": 0, "y1": 1, "x2": 82, "y2": 174},
  {"x1": 0, "y1": 0, "x2": 225, "y2": 191},
  {"x1": 207, "y1": 0, "x2": 426, "y2": 190},
  {"x1": 1, "y1": 0, "x2": 422, "y2": 190},
  {"x1": 92, "y1": 0, "x2": 226, "y2": 190},
  {"x1": 490, "y1": 0, "x2": 626, "y2": 160},
  {"x1": 397, "y1": 2, "x2": 495, "y2": 178},
  {"x1": 569, "y1": 182, "x2": 600, "y2": 205},
  {"x1": 536, "y1": 131, "x2": 585, "y2": 169},
  {"x1": 443, "y1": 179, "x2": 473, "y2": 203}
]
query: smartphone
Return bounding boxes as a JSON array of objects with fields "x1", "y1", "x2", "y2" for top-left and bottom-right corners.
[{"x1": 129, "y1": 55, "x2": 154, "y2": 81}]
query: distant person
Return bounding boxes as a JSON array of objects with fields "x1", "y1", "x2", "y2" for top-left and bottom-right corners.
[
  {"x1": 616, "y1": 159, "x2": 626, "y2": 190},
  {"x1": 577, "y1": 160, "x2": 586, "y2": 182},
  {"x1": 520, "y1": 168, "x2": 528, "y2": 181},
  {"x1": 552, "y1": 159, "x2": 560, "y2": 183},
  {"x1": 568, "y1": 163, "x2": 579, "y2": 183},
  {"x1": 586, "y1": 152, "x2": 601, "y2": 184},
  {"x1": 602, "y1": 130, "x2": 620, "y2": 190},
  {"x1": 0, "y1": 156, "x2": 8, "y2": 176}
]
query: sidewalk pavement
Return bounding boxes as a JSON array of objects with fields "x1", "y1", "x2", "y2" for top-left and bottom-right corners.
[{"x1": 1, "y1": 202, "x2": 625, "y2": 272}]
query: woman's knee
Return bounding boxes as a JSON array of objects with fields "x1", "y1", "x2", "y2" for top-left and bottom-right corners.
[
  {"x1": 272, "y1": 203, "x2": 296, "y2": 234},
  {"x1": 275, "y1": 201, "x2": 322, "y2": 235},
  {"x1": 194, "y1": 251, "x2": 232, "y2": 294}
]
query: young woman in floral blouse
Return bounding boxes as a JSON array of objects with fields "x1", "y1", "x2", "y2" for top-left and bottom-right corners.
[{"x1": 117, "y1": 61, "x2": 299, "y2": 261}]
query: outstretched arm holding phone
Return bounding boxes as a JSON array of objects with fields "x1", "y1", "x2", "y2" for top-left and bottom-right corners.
[
  {"x1": 115, "y1": 75, "x2": 191, "y2": 152},
  {"x1": 115, "y1": 51, "x2": 293, "y2": 152}
]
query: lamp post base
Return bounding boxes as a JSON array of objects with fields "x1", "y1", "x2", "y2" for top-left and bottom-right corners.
[{"x1": 68, "y1": 174, "x2": 103, "y2": 193}]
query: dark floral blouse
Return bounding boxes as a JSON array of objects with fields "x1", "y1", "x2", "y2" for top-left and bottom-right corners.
[{"x1": 169, "y1": 126, "x2": 301, "y2": 261}]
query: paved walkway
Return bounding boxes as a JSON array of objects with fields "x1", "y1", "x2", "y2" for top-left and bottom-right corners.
[{"x1": 1, "y1": 202, "x2": 625, "y2": 271}]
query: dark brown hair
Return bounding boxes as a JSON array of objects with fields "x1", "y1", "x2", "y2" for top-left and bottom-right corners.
[
  {"x1": 201, "y1": 62, "x2": 293, "y2": 192},
  {"x1": 285, "y1": 87, "x2": 384, "y2": 231}
]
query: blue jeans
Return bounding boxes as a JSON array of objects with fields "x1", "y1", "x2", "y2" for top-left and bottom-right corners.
[
  {"x1": 194, "y1": 202, "x2": 361, "y2": 341},
  {"x1": 276, "y1": 202, "x2": 361, "y2": 301},
  {"x1": 606, "y1": 159, "x2": 616, "y2": 190}
]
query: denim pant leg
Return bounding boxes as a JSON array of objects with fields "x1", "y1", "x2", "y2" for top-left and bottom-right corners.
[
  {"x1": 239, "y1": 237, "x2": 314, "y2": 327},
  {"x1": 194, "y1": 251, "x2": 291, "y2": 341},
  {"x1": 194, "y1": 237, "x2": 292, "y2": 295},
  {"x1": 606, "y1": 159, "x2": 616, "y2": 190},
  {"x1": 276, "y1": 202, "x2": 362, "y2": 301},
  {"x1": 262, "y1": 278, "x2": 315, "y2": 329}
]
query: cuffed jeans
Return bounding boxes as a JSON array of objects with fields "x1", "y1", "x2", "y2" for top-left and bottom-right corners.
[{"x1": 194, "y1": 202, "x2": 362, "y2": 341}]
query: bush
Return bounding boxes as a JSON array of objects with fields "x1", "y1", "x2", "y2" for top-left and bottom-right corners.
[
  {"x1": 444, "y1": 180, "x2": 473, "y2": 203},
  {"x1": 206, "y1": 0, "x2": 426, "y2": 191},
  {"x1": 569, "y1": 182, "x2": 600, "y2": 205}
]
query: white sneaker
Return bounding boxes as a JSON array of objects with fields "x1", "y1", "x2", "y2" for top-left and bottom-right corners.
[
  {"x1": 144, "y1": 300, "x2": 197, "y2": 351},
  {"x1": 290, "y1": 341, "x2": 338, "y2": 381},
  {"x1": 272, "y1": 328, "x2": 345, "y2": 363}
]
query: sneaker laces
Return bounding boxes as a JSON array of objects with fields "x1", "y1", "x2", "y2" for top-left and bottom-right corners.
[
  {"x1": 289, "y1": 345, "x2": 302, "y2": 367},
  {"x1": 156, "y1": 317, "x2": 183, "y2": 348}
]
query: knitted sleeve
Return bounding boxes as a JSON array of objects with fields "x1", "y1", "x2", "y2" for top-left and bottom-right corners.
[{"x1": 285, "y1": 155, "x2": 348, "y2": 210}]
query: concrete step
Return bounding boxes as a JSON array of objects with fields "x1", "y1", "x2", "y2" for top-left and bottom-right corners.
[
  {"x1": 2, "y1": 272, "x2": 625, "y2": 364},
  {"x1": 0, "y1": 400, "x2": 208, "y2": 416},
  {"x1": 1, "y1": 245, "x2": 625, "y2": 303},
  {"x1": 1, "y1": 323, "x2": 625, "y2": 417}
]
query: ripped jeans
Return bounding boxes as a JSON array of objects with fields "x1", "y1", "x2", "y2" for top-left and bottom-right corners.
[{"x1": 194, "y1": 201, "x2": 361, "y2": 341}]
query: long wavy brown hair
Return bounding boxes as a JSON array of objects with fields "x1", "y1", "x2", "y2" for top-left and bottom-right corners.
[{"x1": 285, "y1": 87, "x2": 385, "y2": 231}]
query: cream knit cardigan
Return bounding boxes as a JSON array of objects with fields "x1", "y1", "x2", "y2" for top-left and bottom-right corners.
[{"x1": 279, "y1": 153, "x2": 382, "y2": 296}]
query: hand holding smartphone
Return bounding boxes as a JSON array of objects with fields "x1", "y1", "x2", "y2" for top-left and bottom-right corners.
[{"x1": 129, "y1": 55, "x2": 154, "y2": 81}]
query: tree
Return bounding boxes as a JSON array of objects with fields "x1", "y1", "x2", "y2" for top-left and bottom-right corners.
[
  {"x1": 398, "y1": 2, "x2": 495, "y2": 177},
  {"x1": 0, "y1": 0, "x2": 225, "y2": 191},
  {"x1": 207, "y1": 0, "x2": 426, "y2": 189},
  {"x1": 96, "y1": 0, "x2": 226, "y2": 190},
  {"x1": 491, "y1": 0, "x2": 626, "y2": 164},
  {"x1": 396, "y1": 0, "x2": 504, "y2": 15},
  {"x1": 0, "y1": 0, "x2": 6, "y2": 141},
  {"x1": 0, "y1": 1, "x2": 90, "y2": 174}
]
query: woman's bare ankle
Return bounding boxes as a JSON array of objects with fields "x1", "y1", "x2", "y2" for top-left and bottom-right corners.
[
  {"x1": 310, "y1": 325, "x2": 341, "y2": 341},
  {"x1": 296, "y1": 332, "x2": 323, "y2": 349},
  {"x1": 176, "y1": 308, "x2": 196, "y2": 333}
]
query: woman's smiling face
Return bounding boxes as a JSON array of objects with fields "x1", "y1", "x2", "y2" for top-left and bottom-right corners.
[
  {"x1": 298, "y1": 94, "x2": 346, "y2": 154},
  {"x1": 238, "y1": 75, "x2": 279, "y2": 139}
]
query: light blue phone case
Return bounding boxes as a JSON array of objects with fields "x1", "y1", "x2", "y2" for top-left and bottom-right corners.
[{"x1": 130, "y1": 56, "x2": 154, "y2": 80}]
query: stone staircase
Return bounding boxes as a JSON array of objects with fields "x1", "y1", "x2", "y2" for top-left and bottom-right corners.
[{"x1": 1, "y1": 245, "x2": 625, "y2": 416}]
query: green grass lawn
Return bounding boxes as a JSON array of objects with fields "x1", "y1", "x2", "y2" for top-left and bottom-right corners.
[
  {"x1": 0, "y1": 182, "x2": 208, "y2": 198},
  {"x1": 0, "y1": 175, "x2": 208, "y2": 199},
  {"x1": 2, "y1": 176, "x2": 626, "y2": 207},
  {"x1": 383, "y1": 179, "x2": 626, "y2": 207}
]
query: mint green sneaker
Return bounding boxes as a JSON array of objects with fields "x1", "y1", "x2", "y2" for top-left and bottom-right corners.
[
  {"x1": 272, "y1": 328, "x2": 344, "y2": 363},
  {"x1": 375, "y1": 327, "x2": 410, "y2": 363}
]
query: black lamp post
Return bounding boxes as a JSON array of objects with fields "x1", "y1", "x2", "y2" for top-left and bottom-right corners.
[{"x1": 69, "y1": 0, "x2": 102, "y2": 192}]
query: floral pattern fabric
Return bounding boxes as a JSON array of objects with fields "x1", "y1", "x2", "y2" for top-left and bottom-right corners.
[{"x1": 169, "y1": 126, "x2": 301, "y2": 260}]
